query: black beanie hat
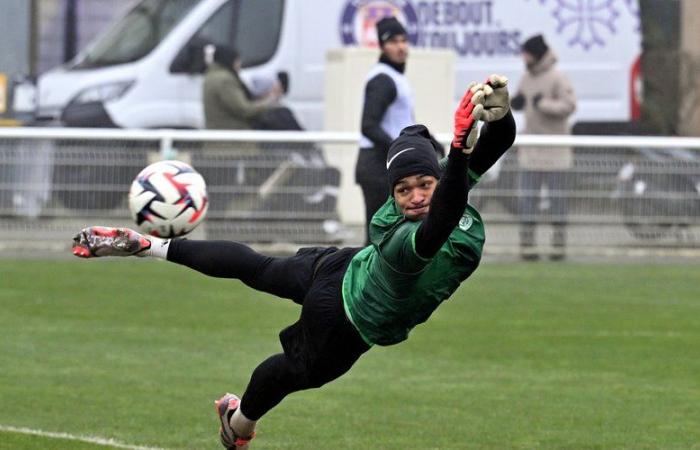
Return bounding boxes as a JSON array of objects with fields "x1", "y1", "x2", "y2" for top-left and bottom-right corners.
[
  {"x1": 376, "y1": 17, "x2": 407, "y2": 47},
  {"x1": 386, "y1": 125, "x2": 441, "y2": 189},
  {"x1": 213, "y1": 46, "x2": 239, "y2": 67},
  {"x1": 521, "y1": 34, "x2": 549, "y2": 61}
]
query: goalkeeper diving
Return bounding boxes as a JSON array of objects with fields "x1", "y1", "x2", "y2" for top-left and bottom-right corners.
[{"x1": 72, "y1": 75, "x2": 515, "y2": 450}]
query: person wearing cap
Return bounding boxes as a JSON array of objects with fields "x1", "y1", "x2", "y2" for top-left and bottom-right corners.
[
  {"x1": 203, "y1": 46, "x2": 283, "y2": 130},
  {"x1": 70, "y1": 76, "x2": 515, "y2": 450},
  {"x1": 356, "y1": 16, "x2": 418, "y2": 245},
  {"x1": 510, "y1": 34, "x2": 577, "y2": 261}
]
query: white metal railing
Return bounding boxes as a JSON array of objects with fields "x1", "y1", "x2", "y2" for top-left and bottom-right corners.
[
  {"x1": 4, "y1": 126, "x2": 700, "y2": 147},
  {"x1": 0, "y1": 127, "x2": 698, "y2": 258}
]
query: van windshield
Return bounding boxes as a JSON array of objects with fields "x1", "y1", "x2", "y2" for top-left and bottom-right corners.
[{"x1": 73, "y1": 0, "x2": 199, "y2": 69}]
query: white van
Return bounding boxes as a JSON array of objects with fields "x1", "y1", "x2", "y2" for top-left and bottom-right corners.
[{"x1": 36, "y1": 0, "x2": 641, "y2": 130}]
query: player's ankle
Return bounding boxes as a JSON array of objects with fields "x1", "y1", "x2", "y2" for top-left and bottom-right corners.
[
  {"x1": 230, "y1": 406, "x2": 257, "y2": 439},
  {"x1": 140, "y1": 236, "x2": 170, "y2": 259}
]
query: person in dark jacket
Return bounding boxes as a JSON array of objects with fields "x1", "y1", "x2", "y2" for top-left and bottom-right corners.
[
  {"x1": 355, "y1": 16, "x2": 416, "y2": 245},
  {"x1": 203, "y1": 46, "x2": 283, "y2": 130},
  {"x1": 72, "y1": 76, "x2": 514, "y2": 450}
]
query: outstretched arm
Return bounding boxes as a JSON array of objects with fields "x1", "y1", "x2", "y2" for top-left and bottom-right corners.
[
  {"x1": 415, "y1": 75, "x2": 516, "y2": 258},
  {"x1": 437, "y1": 110, "x2": 516, "y2": 186},
  {"x1": 414, "y1": 142, "x2": 472, "y2": 258},
  {"x1": 468, "y1": 110, "x2": 516, "y2": 181},
  {"x1": 413, "y1": 84, "x2": 485, "y2": 259},
  {"x1": 438, "y1": 75, "x2": 517, "y2": 185}
]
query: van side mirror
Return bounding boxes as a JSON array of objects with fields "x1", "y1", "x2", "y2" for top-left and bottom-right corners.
[{"x1": 170, "y1": 44, "x2": 207, "y2": 74}]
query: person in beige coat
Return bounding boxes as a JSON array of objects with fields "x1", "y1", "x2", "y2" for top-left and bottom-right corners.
[
  {"x1": 203, "y1": 47, "x2": 281, "y2": 130},
  {"x1": 510, "y1": 34, "x2": 576, "y2": 261}
]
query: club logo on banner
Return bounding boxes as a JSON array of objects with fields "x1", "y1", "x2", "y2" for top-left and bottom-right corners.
[
  {"x1": 339, "y1": 0, "x2": 520, "y2": 56},
  {"x1": 340, "y1": 0, "x2": 419, "y2": 47},
  {"x1": 340, "y1": 0, "x2": 641, "y2": 55}
]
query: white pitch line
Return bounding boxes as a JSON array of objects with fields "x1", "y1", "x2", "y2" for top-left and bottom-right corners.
[{"x1": 0, "y1": 425, "x2": 168, "y2": 450}]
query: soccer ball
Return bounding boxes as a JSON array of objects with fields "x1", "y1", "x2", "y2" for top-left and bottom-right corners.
[{"x1": 128, "y1": 160, "x2": 209, "y2": 238}]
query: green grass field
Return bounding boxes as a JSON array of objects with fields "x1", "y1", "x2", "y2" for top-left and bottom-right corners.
[{"x1": 1, "y1": 260, "x2": 698, "y2": 450}]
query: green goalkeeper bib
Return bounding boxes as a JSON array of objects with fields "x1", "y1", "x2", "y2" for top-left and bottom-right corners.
[{"x1": 342, "y1": 197, "x2": 485, "y2": 346}]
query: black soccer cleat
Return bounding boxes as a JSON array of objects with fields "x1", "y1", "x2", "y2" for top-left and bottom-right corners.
[{"x1": 72, "y1": 226, "x2": 151, "y2": 258}]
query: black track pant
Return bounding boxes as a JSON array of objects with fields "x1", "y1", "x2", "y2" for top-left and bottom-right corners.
[
  {"x1": 168, "y1": 239, "x2": 322, "y2": 304},
  {"x1": 355, "y1": 146, "x2": 390, "y2": 246},
  {"x1": 167, "y1": 240, "x2": 369, "y2": 420}
]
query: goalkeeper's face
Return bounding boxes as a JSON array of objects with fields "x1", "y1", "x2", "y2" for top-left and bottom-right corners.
[{"x1": 393, "y1": 174, "x2": 437, "y2": 221}]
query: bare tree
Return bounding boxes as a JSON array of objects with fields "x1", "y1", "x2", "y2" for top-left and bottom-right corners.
[
  {"x1": 639, "y1": 0, "x2": 681, "y2": 135},
  {"x1": 679, "y1": 0, "x2": 700, "y2": 136}
]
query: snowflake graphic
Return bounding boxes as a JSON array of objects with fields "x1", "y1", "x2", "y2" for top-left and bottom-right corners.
[
  {"x1": 524, "y1": 0, "x2": 638, "y2": 50},
  {"x1": 552, "y1": 0, "x2": 620, "y2": 50}
]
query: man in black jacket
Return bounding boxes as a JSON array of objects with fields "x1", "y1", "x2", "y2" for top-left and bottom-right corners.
[{"x1": 355, "y1": 16, "x2": 415, "y2": 244}]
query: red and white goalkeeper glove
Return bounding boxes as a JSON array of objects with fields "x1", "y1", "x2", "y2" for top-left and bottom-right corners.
[
  {"x1": 452, "y1": 82, "x2": 486, "y2": 154},
  {"x1": 472, "y1": 74, "x2": 510, "y2": 122}
]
